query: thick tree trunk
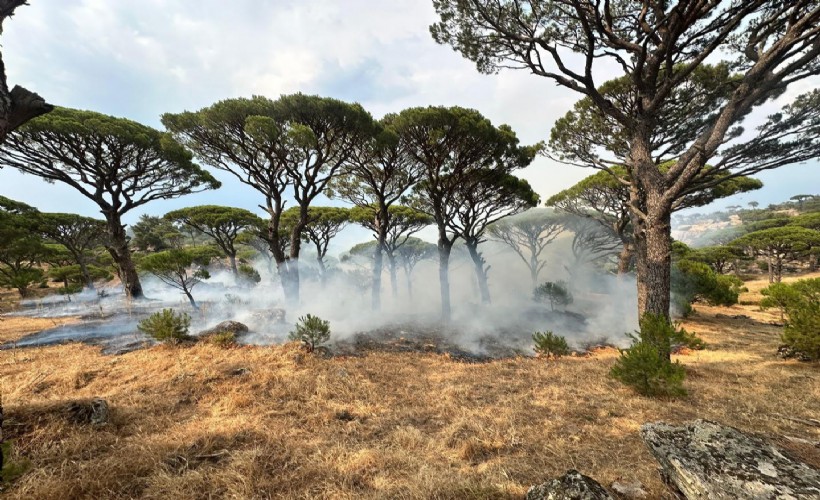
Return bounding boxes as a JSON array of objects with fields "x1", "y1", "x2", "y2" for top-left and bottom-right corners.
[
  {"x1": 372, "y1": 242, "x2": 384, "y2": 311},
  {"x1": 617, "y1": 241, "x2": 634, "y2": 275},
  {"x1": 103, "y1": 212, "x2": 143, "y2": 299},
  {"x1": 228, "y1": 254, "x2": 238, "y2": 276},
  {"x1": 635, "y1": 210, "x2": 672, "y2": 320},
  {"x1": 466, "y1": 240, "x2": 491, "y2": 304},
  {"x1": 529, "y1": 252, "x2": 539, "y2": 291},
  {"x1": 767, "y1": 255, "x2": 775, "y2": 283},
  {"x1": 774, "y1": 256, "x2": 783, "y2": 283},
  {"x1": 438, "y1": 241, "x2": 452, "y2": 321}
]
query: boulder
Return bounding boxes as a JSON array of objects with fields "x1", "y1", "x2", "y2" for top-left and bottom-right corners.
[
  {"x1": 197, "y1": 321, "x2": 249, "y2": 337},
  {"x1": 641, "y1": 420, "x2": 820, "y2": 499},
  {"x1": 610, "y1": 480, "x2": 648, "y2": 499},
  {"x1": 65, "y1": 397, "x2": 110, "y2": 425},
  {"x1": 526, "y1": 470, "x2": 614, "y2": 500}
]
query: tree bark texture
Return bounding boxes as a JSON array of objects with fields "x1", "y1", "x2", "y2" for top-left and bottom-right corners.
[{"x1": 103, "y1": 213, "x2": 143, "y2": 299}]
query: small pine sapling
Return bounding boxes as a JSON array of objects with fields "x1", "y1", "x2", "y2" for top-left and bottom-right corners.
[
  {"x1": 137, "y1": 308, "x2": 191, "y2": 344},
  {"x1": 289, "y1": 314, "x2": 331, "y2": 353},
  {"x1": 532, "y1": 331, "x2": 570, "y2": 359}
]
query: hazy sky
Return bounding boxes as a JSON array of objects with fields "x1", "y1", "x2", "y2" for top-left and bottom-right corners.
[{"x1": 0, "y1": 0, "x2": 817, "y2": 249}]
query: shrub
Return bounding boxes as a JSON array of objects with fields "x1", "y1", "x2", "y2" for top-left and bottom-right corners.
[
  {"x1": 534, "y1": 281, "x2": 573, "y2": 310},
  {"x1": 532, "y1": 331, "x2": 570, "y2": 359},
  {"x1": 672, "y1": 259, "x2": 744, "y2": 316},
  {"x1": 610, "y1": 313, "x2": 688, "y2": 397},
  {"x1": 205, "y1": 331, "x2": 236, "y2": 348},
  {"x1": 761, "y1": 278, "x2": 820, "y2": 360},
  {"x1": 238, "y1": 264, "x2": 261, "y2": 286},
  {"x1": 289, "y1": 314, "x2": 331, "y2": 352},
  {"x1": 610, "y1": 341, "x2": 687, "y2": 398},
  {"x1": 137, "y1": 308, "x2": 191, "y2": 344}
]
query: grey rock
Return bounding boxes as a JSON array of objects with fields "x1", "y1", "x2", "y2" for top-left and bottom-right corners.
[
  {"x1": 65, "y1": 397, "x2": 109, "y2": 426},
  {"x1": 197, "y1": 321, "x2": 249, "y2": 337},
  {"x1": 610, "y1": 480, "x2": 648, "y2": 499},
  {"x1": 641, "y1": 419, "x2": 820, "y2": 499},
  {"x1": 526, "y1": 470, "x2": 614, "y2": 500}
]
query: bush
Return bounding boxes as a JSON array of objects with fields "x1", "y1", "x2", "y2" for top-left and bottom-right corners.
[
  {"x1": 534, "y1": 281, "x2": 573, "y2": 310},
  {"x1": 532, "y1": 331, "x2": 570, "y2": 359},
  {"x1": 137, "y1": 308, "x2": 191, "y2": 344},
  {"x1": 761, "y1": 278, "x2": 820, "y2": 360},
  {"x1": 610, "y1": 313, "x2": 688, "y2": 397},
  {"x1": 238, "y1": 264, "x2": 261, "y2": 286},
  {"x1": 289, "y1": 314, "x2": 331, "y2": 352},
  {"x1": 205, "y1": 331, "x2": 236, "y2": 348},
  {"x1": 672, "y1": 259, "x2": 744, "y2": 316}
]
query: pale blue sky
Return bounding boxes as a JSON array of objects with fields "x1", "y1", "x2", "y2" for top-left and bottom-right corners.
[{"x1": 0, "y1": 0, "x2": 817, "y2": 251}]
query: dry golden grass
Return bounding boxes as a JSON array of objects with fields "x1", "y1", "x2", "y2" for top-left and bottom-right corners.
[{"x1": 0, "y1": 279, "x2": 818, "y2": 499}]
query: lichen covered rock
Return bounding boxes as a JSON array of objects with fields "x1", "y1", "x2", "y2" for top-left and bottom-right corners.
[
  {"x1": 526, "y1": 470, "x2": 614, "y2": 500},
  {"x1": 641, "y1": 419, "x2": 820, "y2": 499}
]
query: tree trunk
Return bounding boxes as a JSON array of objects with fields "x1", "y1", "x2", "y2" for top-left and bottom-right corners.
[
  {"x1": 228, "y1": 254, "x2": 238, "y2": 276},
  {"x1": 404, "y1": 266, "x2": 413, "y2": 299},
  {"x1": 774, "y1": 256, "x2": 783, "y2": 283},
  {"x1": 617, "y1": 241, "x2": 634, "y2": 275},
  {"x1": 767, "y1": 255, "x2": 775, "y2": 283},
  {"x1": 438, "y1": 241, "x2": 452, "y2": 321},
  {"x1": 466, "y1": 239, "x2": 491, "y2": 304},
  {"x1": 316, "y1": 256, "x2": 327, "y2": 286},
  {"x1": 372, "y1": 242, "x2": 384, "y2": 311},
  {"x1": 184, "y1": 289, "x2": 198, "y2": 310},
  {"x1": 387, "y1": 253, "x2": 398, "y2": 298},
  {"x1": 635, "y1": 213, "x2": 672, "y2": 320},
  {"x1": 529, "y1": 251, "x2": 539, "y2": 291},
  {"x1": 103, "y1": 212, "x2": 143, "y2": 299},
  {"x1": 77, "y1": 259, "x2": 94, "y2": 290}
]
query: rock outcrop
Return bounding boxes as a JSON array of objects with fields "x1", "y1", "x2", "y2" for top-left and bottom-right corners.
[
  {"x1": 526, "y1": 470, "x2": 614, "y2": 500},
  {"x1": 197, "y1": 321, "x2": 249, "y2": 337},
  {"x1": 641, "y1": 420, "x2": 820, "y2": 499}
]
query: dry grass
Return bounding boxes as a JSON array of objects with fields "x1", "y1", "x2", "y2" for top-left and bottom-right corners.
[{"x1": 0, "y1": 278, "x2": 818, "y2": 499}]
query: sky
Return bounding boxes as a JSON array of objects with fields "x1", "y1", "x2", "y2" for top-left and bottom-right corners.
[{"x1": 0, "y1": 0, "x2": 818, "y2": 251}]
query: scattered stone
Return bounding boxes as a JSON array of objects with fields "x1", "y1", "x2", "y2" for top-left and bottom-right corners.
[
  {"x1": 526, "y1": 470, "x2": 614, "y2": 500},
  {"x1": 335, "y1": 410, "x2": 355, "y2": 422},
  {"x1": 777, "y1": 345, "x2": 812, "y2": 362},
  {"x1": 197, "y1": 321, "x2": 249, "y2": 337},
  {"x1": 228, "y1": 367, "x2": 250, "y2": 377},
  {"x1": 610, "y1": 480, "x2": 648, "y2": 499},
  {"x1": 715, "y1": 313, "x2": 751, "y2": 320},
  {"x1": 65, "y1": 397, "x2": 110, "y2": 426},
  {"x1": 641, "y1": 420, "x2": 820, "y2": 499}
]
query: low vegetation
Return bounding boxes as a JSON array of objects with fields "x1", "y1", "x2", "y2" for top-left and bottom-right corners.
[
  {"x1": 288, "y1": 314, "x2": 331, "y2": 352},
  {"x1": 761, "y1": 278, "x2": 820, "y2": 360},
  {"x1": 0, "y1": 277, "x2": 817, "y2": 499},
  {"x1": 610, "y1": 314, "x2": 689, "y2": 398},
  {"x1": 137, "y1": 308, "x2": 192, "y2": 344},
  {"x1": 532, "y1": 331, "x2": 570, "y2": 359}
]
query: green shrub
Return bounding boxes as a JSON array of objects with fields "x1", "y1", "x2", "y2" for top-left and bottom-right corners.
[
  {"x1": 532, "y1": 331, "x2": 570, "y2": 358},
  {"x1": 761, "y1": 278, "x2": 820, "y2": 360},
  {"x1": 137, "y1": 308, "x2": 191, "y2": 344},
  {"x1": 289, "y1": 314, "x2": 331, "y2": 352},
  {"x1": 610, "y1": 341, "x2": 687, "y2": 398},
  {"x1": 1, "y1": 441, "x2": 31, "y2": 482},
  {"x1": 205, "y1": 331, "x2": 236, "y2": 348},
  {"x1": 672, "y1": 259, "x2": 744, "y2": 316},
  {"x1": 534, "y1": 281, "x2": 573, "y2": 310},
  {"x1": 238, "y1": 264, "x2": 261, "y2": 286},
  {"x1": 610, "y1": 313, "x2": 688, "y2": 397}
]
